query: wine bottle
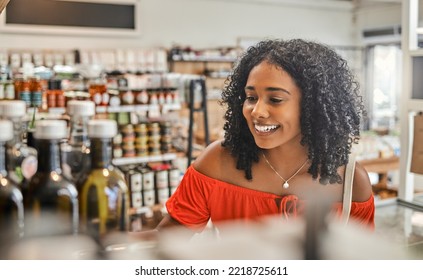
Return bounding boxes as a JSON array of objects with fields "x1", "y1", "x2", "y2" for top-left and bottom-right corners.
[
  {"x1": 78, "y1": 119, "x2": 130, "y2": 239},
  {"x1": 0, "y1": 120, "x2": 24, "y2": 258},
  {"x1": 25, "y1": 120, "x2": 79, "y2": 236},
  {"x1": 61, "y1": 100, "x2": 95, "y2": 185}
]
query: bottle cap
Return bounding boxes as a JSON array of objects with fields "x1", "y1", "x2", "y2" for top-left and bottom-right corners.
[
  {"x1": 0, "y1": 120, "x2": 13, "y2": 141},
  {"x1": 67, "y1": 100, "x2": 96, "y2": 117},
  {"x1": 0, "y1": 100, "x2": 26, "y2": 118},
  {"x1": 34, "y1": 120, "x2": 68, "y2": 140},
  {"x1": 88, "y1": 119, "x2": 117, "y2": 138}
]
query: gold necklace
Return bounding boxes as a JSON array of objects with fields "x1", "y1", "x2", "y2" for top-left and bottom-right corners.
[{"x1": 262, "y1": 151, "x2": 309, "y2": 189}]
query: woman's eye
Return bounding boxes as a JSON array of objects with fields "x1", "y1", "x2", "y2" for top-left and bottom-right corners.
[
  {"x1": 270, "y1": 98, "x2": 283, "y2": 103},
  {"x1": 245, "y1": 96, "x2": 257, "y2": 102}
]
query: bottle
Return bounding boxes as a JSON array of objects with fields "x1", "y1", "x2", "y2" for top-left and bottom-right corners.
[
  {"x1": 0, "y1": 120, "x2": 24, "y2": 258},
  {"x1": 88, "y1": 76, "x2": 108, "y2": 106},
  {"x1": 61, "y1": 100, "x2": 95, "y2": 185},
  {"x1": 0, "y1": 100, "x2": 38, "y2": 194},
  {"x1": 78, "y1": 119, "x2": 130, "y2": 239},
  {"x1": 25, "y1": 120, "x2": 79, "y2": 236}
]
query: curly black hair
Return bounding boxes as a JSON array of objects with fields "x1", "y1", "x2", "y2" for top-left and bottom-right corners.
[{"x1": 220, "y1": 38, "x2": 365, "y2": 185}]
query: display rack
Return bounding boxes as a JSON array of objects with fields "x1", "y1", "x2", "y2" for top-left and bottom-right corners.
[{"x1": 398, "y1": 0, "x2": 423, "y2": 208}]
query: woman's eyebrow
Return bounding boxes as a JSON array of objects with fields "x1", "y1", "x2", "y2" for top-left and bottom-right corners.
[
  {"x1": 244, "y1": 86, "x2": 291, "y2": 95},
  {"x1": 267, "y1": 87, "x2": 291, "y2": 95}
]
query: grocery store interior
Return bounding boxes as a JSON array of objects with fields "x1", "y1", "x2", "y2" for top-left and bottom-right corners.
[{"x1": 1, "y1": 0, "x2": 423, "y2": 260}]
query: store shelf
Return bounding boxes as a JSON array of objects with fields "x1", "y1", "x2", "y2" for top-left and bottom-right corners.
[
  {"x1": 112, "y1": 152, "x2": 178, "y2": 166},
  {"x1": 170, "y1": 57, "x2": 236, "y2": 63},
  {"x1": 95, "y1": 103, "x2": 181, "y2": 114}
]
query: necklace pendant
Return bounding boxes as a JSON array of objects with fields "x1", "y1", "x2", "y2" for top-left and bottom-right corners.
[{"x1": 283, "y1": 181, "x2": 290, "y2": 189}]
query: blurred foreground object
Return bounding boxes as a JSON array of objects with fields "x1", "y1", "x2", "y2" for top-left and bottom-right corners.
[
  {"x1": 155, "y1": 216, "x2": 410, "y2": 260},
  {"x1": 0, "y1": 0, "x2": 9, "y2": 14},
  {"x1": 3, "y1": 213, "x2": 413, "y2": 260}
]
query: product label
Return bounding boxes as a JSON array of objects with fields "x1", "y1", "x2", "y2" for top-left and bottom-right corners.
[
  {"x1": 5, "y1": 84, "x2": 14, "y2": 99},
  {"x1": 136, "y1": 90, "x2": 149, "y2": 104},
  {"x1": 155, "y1": 170, "x2": 168, "y2": 189},
  {"x1": 0, "y1": 83, "x2": 4, "y2": 99},
  {"x1": 21, "y1": 155, "x2": 38, "y2": 180},
  {"x1": 143, "y1": 189, "x2": 155, "y2": 207},
  {"x1": 169, "y1": 169, "x2": 180, "y2": 188},
  {"x1": 131, "y1": 191, "x2": 143, "y2": 208},
  {"x1": 157, "y1": 188, "x2": 169, "y2": 204},
  {"x1": 92, "y1": 92, "x2": 102, "y2": 105},
  {"x1": 142, "y1": 171, "x2": 154, "y2": 191},
  {"x1": 101, "y1": 92, "x2": 110, "y2": 105},
  {"x1": 129, "y1": 172, "x2": 142, "y2": 192},
  {"x1": 121, "y1": 91, "x2": 134, "y2": 104}
]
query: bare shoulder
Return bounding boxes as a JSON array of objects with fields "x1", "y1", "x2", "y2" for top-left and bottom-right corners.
[
  {"x1": 352, "y1": 162, "x2": 373, "y2": 202},
  {"x1": 192, "y1": 139, "x2": 235, "y2": 179}
]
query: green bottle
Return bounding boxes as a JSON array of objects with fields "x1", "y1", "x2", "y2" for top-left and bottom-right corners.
[
  {"x1": 0, "y1": 120, "x2": 24, "y2": 258},
  {"x1": 25, "y1": 120, "x2": 79, "y2": 236},
  {"x1": 78, "y1": 119, "x2": 129, "y2": 239}
]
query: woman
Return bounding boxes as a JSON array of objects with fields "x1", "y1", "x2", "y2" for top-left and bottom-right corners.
[{"x1": 159, "y1": 39, "x2": 374, "y2": 233}]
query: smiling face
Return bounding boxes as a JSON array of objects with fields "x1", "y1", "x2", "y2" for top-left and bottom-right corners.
[{"x1": 242, "y1": 61, "x2": 303, "y2": 150}]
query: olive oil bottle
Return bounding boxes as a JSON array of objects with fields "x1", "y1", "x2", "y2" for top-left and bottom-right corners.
[
  {"x1": 78, "y1": 119, "x2": 129, "y2": 239},
  {"x1": 0, "y1": 120, "x2": 24, "y2": 258},
  {"x1": 25, "y1": 120, "x2": 79, "y2": 236}
]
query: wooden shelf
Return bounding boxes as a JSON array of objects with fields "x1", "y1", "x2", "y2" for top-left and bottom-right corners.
[
  {"x1": 359, "y1": 156, "x2": 400, "y2": 189},
  {"x1": 358, "y1": 156, "x2": 400, "y2": 174}
]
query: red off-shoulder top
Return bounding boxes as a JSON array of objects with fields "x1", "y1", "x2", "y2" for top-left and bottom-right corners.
[{"x1": 166, "y1": 165, "x2": 375, "y2": 232}]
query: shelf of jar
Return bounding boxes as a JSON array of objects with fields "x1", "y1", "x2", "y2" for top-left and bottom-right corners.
[
  {"x1": 94, "y1": 103, "x2": 181, "y2": 114},
  {"x1": 112, "y1": 152, "x2": 178, "y2": 166},
  {"x1": 27, "y1": 103, "x2": 181, "y2": 116}
]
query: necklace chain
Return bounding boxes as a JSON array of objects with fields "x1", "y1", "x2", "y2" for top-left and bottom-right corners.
[{"x1": 262, "y1": 151, "x2": 308, "y2": 189}]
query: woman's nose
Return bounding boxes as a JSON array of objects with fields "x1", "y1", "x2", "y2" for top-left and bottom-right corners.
[{"x1": 251, "y1": 100, "x2": 269, "y2": 118}]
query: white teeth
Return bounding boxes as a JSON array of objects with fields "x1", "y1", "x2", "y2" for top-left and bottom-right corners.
[{"x1": 255, "y1": 124, "x2": 278, "y2": 132}]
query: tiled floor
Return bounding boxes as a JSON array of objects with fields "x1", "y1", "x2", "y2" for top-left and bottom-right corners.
[{"x1": 374, "y1": 196, "x2": 423, "y2": 259}]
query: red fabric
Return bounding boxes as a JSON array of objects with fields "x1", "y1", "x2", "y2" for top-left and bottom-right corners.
[{"x1": 166, "y1": 165, "x2": 375, "y2": 232}]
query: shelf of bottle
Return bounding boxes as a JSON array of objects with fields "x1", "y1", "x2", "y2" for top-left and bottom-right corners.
[
  {"x1": 94, "y1": 103, "x2": 182, "y2": 114},
  {"x1": 112, "y1": 152, "x2": 177, "y2": 166},
  {"x1": 28, "y1": 103, "x2": 181, "y2": 116}
]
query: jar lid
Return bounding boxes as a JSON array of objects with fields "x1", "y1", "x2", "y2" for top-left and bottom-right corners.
[
  {"x1": 88, "y1": 119, "x2": 117, "y2": 138},
  {"x1": 34, "y1": 120, "x2": 68, "y2": 140},
  {"x1": 0, "y1": 100, "x2": 26, "y2": 117},
  {"x1": 66, "y1": 100, "x2": 96, "y2": 116},
  {"x1": 0, "y1": 120, "x2": 13, "y2": 141}
]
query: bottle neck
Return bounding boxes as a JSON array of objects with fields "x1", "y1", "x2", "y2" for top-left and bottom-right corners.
[
  {"x1": 36, "y1": 139, "x2": 62, "y2": 173},
  {"x1": 69, "y1": 115, "x2": 90, "y2": 148},
  {"x1": 90, "y1": 138, "x2": 113, "y2": 169},
  {"x1": 7, "y1": 117, "x2": 25, "y2": 147},
  {"x1": 0, "y1": 142, "x2": 7, "y2": 177}
]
